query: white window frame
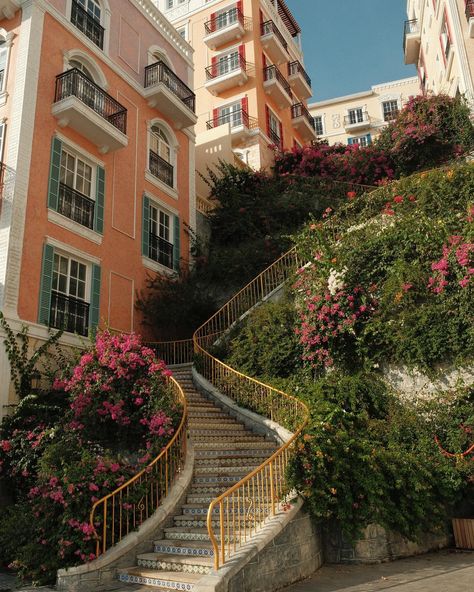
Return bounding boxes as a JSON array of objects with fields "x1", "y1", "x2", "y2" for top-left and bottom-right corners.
[
  {"x1": 60, "y1": 147, "x2": 96, "y2": 200},
  {"x1": 0, "y1": 30, "x2": 14, "y2": 106},
  {"x1": 218, "y1": 101, "x2": 244, "y2": 127},
  {"x1": 66, "y1": 0, "x2": 111, "y2": 55},
  {"x1": 349, "y1": 135, "x2": 371, "y2": 147},
  {"x1": 381, "y1": 99, "x2": 400, "y2": 122},
  {"x1": 269, "y1": 109, "x2": 281, "y2": 140},
  {"x1": 313, "y1": 115, "x2": 324, "y2": 136},
  {"x1": 144, "y1": 196, "x2": 177, "y2": 273},
  {"x1": 145, "y1": 120, "x2": 179, "y2": 199},
  {"x1": 347, "y1": 107, "x2": 365, "y2": 125},
  {"x1": 52, "y1": 251, "x2": 90, "y2": 303}
]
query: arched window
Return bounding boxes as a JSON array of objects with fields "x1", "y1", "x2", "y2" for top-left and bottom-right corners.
[
  {"x1": 71, "y1": 0, "x2": 105, "y2": 50},
  {"x1": 77, "y1": 0, "x2": 101, "y2": 22},
  {"x1": 69, "y1": 59, "x2": 94, "y2": 81},
  {"x1": 148, "y1": 124, "x2": 174, "y2": 188}
]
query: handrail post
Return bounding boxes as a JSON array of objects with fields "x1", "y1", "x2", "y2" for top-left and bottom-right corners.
[
  {"x1": 269, "y1": 462, "x2": 276, "y2": 516},
  {"x1": 219, "y1": 501, "x2": 225, "y2": 567}
]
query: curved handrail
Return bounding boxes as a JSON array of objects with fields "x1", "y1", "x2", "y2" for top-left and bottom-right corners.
[
  {"x1": 193, "y1": 248, "x2": 310, "y2": 569},
  {"x1": 89, "y1": 375, "x2": 188, "y2": 557}
]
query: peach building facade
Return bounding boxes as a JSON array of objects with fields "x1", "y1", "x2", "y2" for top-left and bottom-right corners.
[
  {"x1": 404, "y1": 0, "x2": 474, "y2": 102},
  {"x1": 0, "y1": 0, "x2": 197, "y2": 417},
  {"x1": 308, "y1": 77, "x2": 421, "y2": 147},
  {"x1": 155, "y1": 0, "x2": 316, "y2": 202}
]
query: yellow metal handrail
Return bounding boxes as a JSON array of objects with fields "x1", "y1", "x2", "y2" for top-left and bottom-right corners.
[
  {"x1": 193, "y1": 248, "x2": 310, "y2": 569},
  {"x1": 89, "y1": 375, "x2": 188, "y2": 557},
  {"x1": 150, "y1": 339, "x2": 194, "y2": 366}
]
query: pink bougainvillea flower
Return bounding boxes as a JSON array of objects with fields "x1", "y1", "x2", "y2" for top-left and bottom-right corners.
[
  {"x1": 393, "y1": 195, "x2": 404, "y2": 203},
  {"x1": 346, "y1": 191, "x2": 357, "y2": 200}
]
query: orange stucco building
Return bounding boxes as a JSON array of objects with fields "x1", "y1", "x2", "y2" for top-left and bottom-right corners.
[
  {"x1": 156, "y1": 0, "x2": 316, "y2": 202},
  {"x1": 0, "y1": 0, "x2": 197, "y2": 415}
]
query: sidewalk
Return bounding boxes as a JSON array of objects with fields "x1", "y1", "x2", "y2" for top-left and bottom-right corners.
[{"x1": 281, "y1": 550, "x2": 474, "y2": 592}]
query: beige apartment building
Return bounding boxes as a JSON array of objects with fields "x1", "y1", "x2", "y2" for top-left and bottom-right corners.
[
  {"x1": 154, "y1": 0, "x2": 316, "y2": 203},
  {"x1": 308, "y1": 77, "x2": 420, "y2": 147},
  {"x1": 404, "y1": 0, "x2": 474, "y2": 101}
]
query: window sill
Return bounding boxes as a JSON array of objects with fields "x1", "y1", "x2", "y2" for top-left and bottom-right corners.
[
  {"x1": 145, "y1": 170, "x2": 178, "y2": 201},
  {"x1": 48, "y1": 209, "x2": 103, "y2": 244},
  {"x1": 142, "y1": 255, "x2": 176, "y2": 277}
]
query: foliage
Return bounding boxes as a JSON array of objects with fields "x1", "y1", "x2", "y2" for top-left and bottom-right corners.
[
  {"x1": 0, "y1": 330, "x2": 178, "y2": 584},
  {"x1": 293, "y1": 164, "x2": 474, "y2": 373},
  {"x1": 286, "y1": 373, "x2": 472, "y2": 541},
  {"x1": 0, "y1": 311, "x2": 63, "y2": 398},
  {"x1": 376, "y1": 94, "x2": 474, "y2": 176}
]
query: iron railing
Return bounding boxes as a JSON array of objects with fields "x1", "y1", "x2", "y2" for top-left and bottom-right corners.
[
  {"x1": 54, "y1": 69, "x2": 127, "y2": 134},
  {"x1": 149, "y1": 339, "x2": 194, "y2": 366},
  {"x1": 344, "y1": 112, "x2": 370, "y2": 126},
  {"x1": 90, "y1": 376, "x2": 188, "y2": 556},
  {"x1": 205, "y1": 7, "x2": 244, "y2": 34},
  {"x1": 144, "y1": 61, "x2": 196, "y2": 113},
  {"x1": 193, "y1": 249, "x2": 310, "y2": 570},
  {"x1": 149, "y1": 231, "x2": 174, "y2": 270},
  {"x1": 58, "y1": 182, "x2": 95, "y2": 229},
  {"x1": 383, "y1": 109, "x2": 399, "y2": 122},
  {"x1": 261, "y1": 20, "x2": 288, "y2": 51},
  {"x1": 263, "y1": 65, "x2": 291, "y2": 97},
  {"x1": 288, "y1": 61, "x2": 311, "y2": 88},
  {"x1": 467, "y1": 0, "x2": 474, "y2": 19},
  {"x1": 49, "y1": 291, "x2": 90, "y2": 336},
  {"x1": 291, "y1": 103, "x2": 315, "y2": 129},
  {"x1": 149, "y1": 149, "x2": 174, "y2": 188},
  {"x1": 268, "y1": 127, "x2": 282, "y2": 150},
  {"x1": 206, "y1": 108, "x2": 257, "y2": 130},
  {"x1": 205, "y1": 54, "x2": 247, "y2": 80},
  {"x1": 403, "y1": 18, "x2": 419, "y2": 51},
  {"x1": 71, "y1": 0, "x2": 104, "y2": 49}
]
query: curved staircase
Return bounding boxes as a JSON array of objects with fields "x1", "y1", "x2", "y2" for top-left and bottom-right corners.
[{"x1": 118, "y1": 367, "x2": 278, "y2": 590}]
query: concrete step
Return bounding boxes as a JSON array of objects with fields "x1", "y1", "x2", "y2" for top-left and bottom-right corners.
[
  {"x1": 136, "y1": 552, "x2": 212, "y2": 575},
  {"x1": 153, "y1": 539, "x2": 214, "y2": 558},
  {"x1": 118, "y1": 568, "x2": 201, "y2": 589},
  {"x1": 194, "y1": 464, "x2": 259, "y2": 476},
  {"x1": 163, "y1": 527, "x2": 238, "y2": 544}
]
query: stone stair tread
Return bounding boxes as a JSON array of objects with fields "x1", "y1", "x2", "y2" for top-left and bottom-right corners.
[
  {"x1": 154, "y1": 538, "x2": 213, "y2": 549},
  {"x1": 119, "y1": 567, "x2": 201, "y2": 583},
  {"x1": 137, "y1": 552, "x2": 213, "y2": 566}
]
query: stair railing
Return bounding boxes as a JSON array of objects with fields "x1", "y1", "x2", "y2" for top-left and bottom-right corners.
[{"x1": 89, "y1": 375, "x2": 188, "y2": 557}]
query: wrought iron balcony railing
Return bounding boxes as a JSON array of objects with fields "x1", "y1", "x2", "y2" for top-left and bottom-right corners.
[
  {"x1": 50, "y1": 291, "x2": 90, "y2": 336},
  {"x1": 58, "y1": 182, "x2": 95, "y2": 229},
  {"x1": 71, "y1": 0, "x2": 104, "y2": 49},
  {"x1": 268, "y1": 127, "x2": 282, "y2": 149},
  {"x1": 383, "y1": 109, "x2": 400, "y2": 122},
  {"x1": 204, "y1": 7, "x2": 244, "y2": 34},
  {"x1": 205, "y1": 54, "x2": 247, "y2": 80},
  {"x1": 263, "y1": 65, "x2": 291, "y2": 97},
  {"x1": 149, "y1": 149, "x2": 174, "y2": 188},
  {"x1": 466, "y1": 0, "x2": 474, "y2": 19},
  {"x1": 54, "y1": 68, "x2": 127, "y2": 134},
  {"x1": 403, "y1": 18, "x2": 419, "y2": 50},
  {"x1": 149, "y1": 232, "x2": 174, "y2": 269},
  {"x1": 344, "y1": 112, "x2": 370, "y2": 126},
  {"x1": 261, "y1": 20, "x2": 288, "y2": 51},
  {"x1": 206, "y1": 108, "x2": 257, "y2": 130},
  {"x1": 291, "y1": 103, "x2": 315, "y2": 129},
  {"x1": 288, "y1": 61, "x2": 311, "y2": 88},
  {"x1": 144, "y1": 61, "x2": 196, "y2": 113}
]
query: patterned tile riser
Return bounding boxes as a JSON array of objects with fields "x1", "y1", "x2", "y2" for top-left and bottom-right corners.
[
  {"x1": 118, "y1": 573, "x2": 195, "y2": 590},
  {"x1": 192, "y1": 475, "x2": 246, "y2": 484},
  {"x1": 195, "y1": 457, "x2": 268, "y2": 467},
  {"x1": 137, "y1": 559, "x2": 211, "y2": 575},
  {"x1": 174, "y1": 518, "x2": 267, "y2": 528},
  {"x1": 195, "y1": 449, "x2": 272, "y2": 458},
  {"x1": 194, "y1": 465, "x2": 260, "y2": 475},
  {"x1": 164, "y1": 531, "x2": 238, "y2": 543},
  {"x1": 153, "y1": 544, "x2": 214, "y2": 557},
  {"x1": 183, "y1": 506, "x2": 270, "y2": 516}
]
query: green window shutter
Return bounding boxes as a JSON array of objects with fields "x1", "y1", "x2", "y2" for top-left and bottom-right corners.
[
  {"x1": 366, "y1": 134, "x2": 372, "y2": 145},
  {"x1": 94, "y1": 165, "x2": 105, "y2": 234},
  {"x1": 48, "y1": 137, "x2": 62, "y2": 211},
  {"x1": 89, "y1": 264, "x2": 101, "y2": 331},
  {"x1": 38, "y1": 244, "x2": 54, "y2": 326},
  {"x1": 142, "y1": 195, "x2": 150, "y2": 257},
  {"x1": 173, "y1": 215, "x2": 180, "y2": 273}
]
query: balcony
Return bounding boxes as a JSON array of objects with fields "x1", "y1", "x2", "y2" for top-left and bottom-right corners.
[
  {"x1": 52, "y1": 69, "x2": 128, "y2": 154},
  {"x1": 288, "y1": 61, "x2": 312, "y2": 100},
  {"x1": 263, "y1": 65, "x2": 292, "y2": 109},
  {"x1": 268, "y1": 127, "x2": 282, "y2": 151},
  {"x1": 144, "y1": 61, "x2": 197, "y2": 130},
  {"x1": 260, "y1": 20, "x2": 288, "y2": 65},
  {"x1": 58, "y1": 182, "x2": 95, "y2": 229},
  {"x1": 149, "y1": 232, "x2": 173, "y2": 270},
  {"x1": 403, "y1": 19, "x2": 421, "y2": 64},
  {"x1": 206, "y1": 108, "x2": 258, "y2": 143},
  {"x1": 204, "y1": 8, "x2": 245, "y2": 49},
  {"x1": 0, "y1": 0, "x2": 20, "y2": 19},
  {"x1": 466, "y1": 0, "x2": 474, "y2": 37},
  {"x1": 344, "y1": 112, "x2": 371, "y2": 132},
  {"x1": 205, "y1": 55, "x2": 248, "y2": 95},
  {"x1": 71, "y1": 0, "x2": 104, "y2": 50},
  {"x1": 50, "y1": 291, "x2": 90, "y2": 336},
  {"x1": 149, "y1": 149, "x2": 174, "y2": 188},
  {"x1": 291, "y1": 103, "x2": 316, "y2": 142}
]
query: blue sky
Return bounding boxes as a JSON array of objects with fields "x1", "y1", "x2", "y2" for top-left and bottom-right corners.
[{"x1": 288, "y1": 0, "x2": 417, "y2": 102}]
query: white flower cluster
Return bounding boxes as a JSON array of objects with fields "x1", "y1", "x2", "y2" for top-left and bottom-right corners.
[{"x1": 327, "y1": 267, "x2": 347, "y2": 295}]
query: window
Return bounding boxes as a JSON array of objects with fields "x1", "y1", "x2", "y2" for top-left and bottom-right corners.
[
  {"x1": 217, "y1": 50, "x2": 239, "y2": 76},
  {"x1": 440, "y1": 13, "x2": 452, "y2": 64},
  {"x1": 71, "y1": 0, "x2": 104, "y2": 50},
  {"x1": 48, "y1": 137, "x2": 105, "y2": 233},
  {"x1": 314, "y1": 115, "x2": 324, "y2": 136},
  {"x1": 347, "y1": 107, "x2": 365, "y2": 125},
  {"x1": 213, "y1": 5, "x2": 240, "y2": 31},
  {"x1": 382, "y1": 100, "x2": 399, "y2": 122},
  {"x1": 142, "y1": 196, "x2": 180, "y2": 272},
  {"x1": 149, "y1": 125, "x2": 173, "y2": 188},
  {"x1": 0, "y1": 41, "x2": 7, "y2": 92},
  {"x1": 176, "y1": 26, "x2": 187, "y2": 40},
  {"x1": 266, "y1": 106, "x2": 282, "y2": 150},
  {"x1": 348, "y1": 134, "x2": 371, "y2": 147},
  {"x1": 220, "y1": 101, "x2": 244, "y2": 127}
]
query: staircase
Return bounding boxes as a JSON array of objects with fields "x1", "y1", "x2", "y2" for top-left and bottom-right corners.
[{"x1": 118, "y1": 367, "x2": 277, "y2": 590}]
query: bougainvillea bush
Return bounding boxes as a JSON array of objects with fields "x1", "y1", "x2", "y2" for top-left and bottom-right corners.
[
  {"x1": 0, "y1": 330, "x2": 178, "y2": 584},
  {"x1": 294, "y1": 164, "x2": 474, "y2": 373}
]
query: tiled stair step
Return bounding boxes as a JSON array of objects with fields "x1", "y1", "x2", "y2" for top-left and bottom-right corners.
[
  {"x1": 189, "y1": 418, "x2": 242, "y2": 425},
  {"x1": 188, "y1": 484, "x2": 234, "y2": 496},
  {"x1": 195, "y1": 451, "x2": 274, "y2": 462},
  {"x1": 182, "y1": 504, "x2": 271, "y2": 517},
  {"x1": 187, "y1": 493, "x2": 272, "y2": 505},
  {"x1": 174, "y1": 516, "x2": 266, "y2": 529},
  {"x1": 189, "y1": 424, "x2": 246, "y2": 432},
  {"x1": 136, "y1": 552, "x2": 212, "y2": 575},
  {"x1": 187, "y1": 403, "x2": 219, "y2": 409},
  {"x1": 192, "y1": 435, "x2": 274, "y2": 444},
  {"x1": 195, "y1": 458, "x2": 269, "y2": 468},
  {"x1": 164, "y1": 527, "x2": 239, "y2": 543},
  {"x1": 189, "y1": 412, "x2": 232, "y2": 419},
  {"x1": 191, "y1": 474, "x2": 247, "y2": 486},
  {"x1": 153, "y1": 539, "x2": 214, "y2": 557},
  {"x1": 194, "y1": 464, "x2": 262, "y2": 476},
  {"x1": 118, "y1": 568, "x2": 201, "y2": 590}
]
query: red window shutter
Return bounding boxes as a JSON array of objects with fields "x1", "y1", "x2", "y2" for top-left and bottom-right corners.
[
  {"x1": 262, "y1": 53, "x2": 267, "y2": 68},
  {"x1": 213, "y1": 108, "x2": 219, "y2": 127},
  {"x1": 241, "y1": 96, "x2": 248, "y2": 114},
  {"x1": 236, "y1": 0, "x2": 243, "y2": 16},
  {"x1": 211, "y1": 56, "x2": 218, "y2": 78},
  {"x1": 239, "y1": 43, "x2": 246, "y2": 63},
  {"x1": 265, "y1": 105, "x2": 270, "y2": 137},
  {"x1": 260, "y1": 9, "x2": 264, "y2": 23},
  {"x1": 210, "y1": 12, "x2": 217, "y2": 32},
  {"x1": 279, "y1": 121, "x2": 284, "y2": 150}
]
